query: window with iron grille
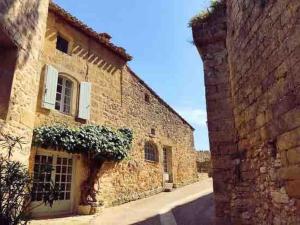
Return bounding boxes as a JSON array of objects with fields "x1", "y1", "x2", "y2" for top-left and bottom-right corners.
[
  {"x1": 144, "y1": 142, "x2": 158, "y2": 162},
  {"x1": 55, "y1": 76, "x2": 73, "y2": 114}
]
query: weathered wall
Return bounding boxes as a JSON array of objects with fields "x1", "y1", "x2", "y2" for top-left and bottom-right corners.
[
  {"x1": 32, "y1": 10, "x2": 198, "y2": 208},
  {"x1": 193, "y1": 0, "x2": 300, "y2": 224},
  {"x1": 0, "y1": 0, "x2": 49, "y2": 164},
  {"x1": 192, "y1": 3, "x2": 237, "y2": 224},
  {"x1": 196, "y1": 151, "x2": 211, "y2": 174}
]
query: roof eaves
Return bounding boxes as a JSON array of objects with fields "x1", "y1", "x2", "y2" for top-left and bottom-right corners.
[{"x1": 49, "y1": 2, "x2": 132, "y2": 61}]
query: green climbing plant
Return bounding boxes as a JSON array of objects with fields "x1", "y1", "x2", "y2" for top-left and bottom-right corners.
[{"x1": 32, "y1": 124, "x2": 133, "y2": 206}]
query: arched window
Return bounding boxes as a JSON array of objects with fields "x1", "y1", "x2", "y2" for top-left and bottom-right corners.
[
  {"x1": 55, "y1": 76, "x2": 73, "y2": 114},
  {"x1": 144, "y1": 141, "x2": 158, "y2": 162}
]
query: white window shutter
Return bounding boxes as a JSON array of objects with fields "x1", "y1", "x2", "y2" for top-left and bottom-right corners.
[
  {"x1": 42, "y1": 65, "x2": 58, "y2": 110},
  {"x1": 78, "y1": 82, "x2": 91, "y2": 120}
]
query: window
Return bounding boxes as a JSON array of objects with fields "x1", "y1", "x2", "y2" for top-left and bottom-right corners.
[
  {"x1": 56, "y1": 35, "x2": 69, "y2": 54},
  {"x1": 144, "y1": 142, "x2": 158, "y2": 162},
  {"x1": 32, "y1": 154, "x2": 73, "y2": 202},
  {"x1": 145, "y1": 93, "x2": 150, "y2": 103},
  {"x1": 151, "y1": 128, "x2": 156, "y2": 135},
  {"x1": 55, "y1": 76, "x2": 73, "y2": 114}
]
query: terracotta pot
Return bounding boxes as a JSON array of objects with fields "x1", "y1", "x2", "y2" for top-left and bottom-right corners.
[{"x1": 78, "y1": 205, "x2": 91, "y2": 215}]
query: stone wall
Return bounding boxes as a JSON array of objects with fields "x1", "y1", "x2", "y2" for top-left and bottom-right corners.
[
  {"x1": 32, "y1": 9, "x2": 198, "y2": 208},
  {"x1": 196, "y1": 151, "x2": 211, "y2": 174},
  {"x1": 0, "y1": 0, "x2": 50, "y2": 164},
  {"x1": 192, "y1": 3, "x2": 237, "y2": 224},
  {"x1": 193, "y1": 0, "x2": 300, "y2": 224}
]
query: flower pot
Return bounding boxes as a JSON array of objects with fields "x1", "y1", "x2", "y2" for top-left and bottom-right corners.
[{"x1": 78, "y1": 205, "x2": 92, "y2": 215}]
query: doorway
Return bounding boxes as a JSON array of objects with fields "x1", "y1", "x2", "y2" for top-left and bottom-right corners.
[
  {"x1": 30, "y1": 149, "x2": 76, "y2": 218},
  {"x1": 163, "y1": 146, "x2": 173, "y2": 183}
]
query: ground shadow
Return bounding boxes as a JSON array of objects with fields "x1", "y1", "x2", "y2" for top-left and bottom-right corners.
[{"x1": 131, "y1": 193, "x2": 215, "y2": 225}]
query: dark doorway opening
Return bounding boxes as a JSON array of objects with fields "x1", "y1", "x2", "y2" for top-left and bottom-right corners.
[{"x1": 0, "y1": 28, "x2": 18, "y2": 119}]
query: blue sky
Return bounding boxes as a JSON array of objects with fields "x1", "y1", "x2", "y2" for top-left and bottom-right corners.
[{"x1": 54, "y1": 0, "x2": 211, "y2": 150}]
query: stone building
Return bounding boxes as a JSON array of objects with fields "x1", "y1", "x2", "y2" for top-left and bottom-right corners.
[
  {"x1": 192, "y1": 0, "x2": 300, "y2": 224},
  {"x1": 0, "y1": 1, "x2": 198, "y2": 218}
]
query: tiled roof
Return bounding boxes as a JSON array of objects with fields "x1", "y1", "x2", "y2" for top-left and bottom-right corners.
[{"x1": 49, "y1": 2, "x2": 132, "y2": 61}]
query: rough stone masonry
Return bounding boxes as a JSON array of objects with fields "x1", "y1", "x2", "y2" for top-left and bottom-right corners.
[
  {"x1": 192, "y1": 0, "x2": 300, "y2": 224},
  {"x1": 0, "y1": 0, "x2": 199, "y2": 217}
]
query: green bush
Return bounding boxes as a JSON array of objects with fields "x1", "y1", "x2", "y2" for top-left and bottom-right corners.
[
  {"x1": 189, "y1": 0, "x2": 223, "y2": 27},
  {"x1": 0, "y1": 132, "x2": 60, "y2": 225}
]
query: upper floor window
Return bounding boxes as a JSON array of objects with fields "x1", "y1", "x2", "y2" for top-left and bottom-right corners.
[
  {"x1": 55, "y1": 76, "x2": 73, "y2": 114},
  {"x1": 144, "y1": 141, "x2": 158, "y2": 162},
  {"x1": 145, "y1": 93, "x2": 150, "y2": 103},
  {"x1": 56, "y1": 35, "x2": 69, "y2": 54},
  {"x1": 151, "y1": 128, "x2": 156, "y2": 136}
]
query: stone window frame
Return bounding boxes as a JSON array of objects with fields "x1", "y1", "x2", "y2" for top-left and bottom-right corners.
[
  {"x1": 55, "y1": 30, "x2": 74, "y2": 56},
  {"x1": 144, "y1": 141, "x2": 159, "y2": 163}
]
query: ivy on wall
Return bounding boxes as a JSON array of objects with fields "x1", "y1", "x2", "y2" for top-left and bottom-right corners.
[
  {"x1": 33, "y1": 124, "x2": 133, "y2": 161},
  {"x1": 33, "y1": 124, "x2": 133, "y2": 207}
]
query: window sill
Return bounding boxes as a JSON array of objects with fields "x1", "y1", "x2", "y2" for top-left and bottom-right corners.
[{"x1": 145, "y1": 159, "x2": 159, "y2": 164}]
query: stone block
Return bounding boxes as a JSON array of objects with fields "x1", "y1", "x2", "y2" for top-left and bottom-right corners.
[
  {"x1": 279, "y1": 165, "x2": 300, "y2": 180},
  {"x1": 277, "y1": 127, "x2": 300, "y2": 151},
  {"x1": 271, "y1": 191, "x2": 289, "y2": 204},
  {"x1": 286, "y1": 180, "x2": 300, "y2": 198},
  {"x1": 286, "y1": 147, "x2": 300, "y2": 165},
  {"x1": 20, "y1": 110, "x2": 35, "y2": 128}
]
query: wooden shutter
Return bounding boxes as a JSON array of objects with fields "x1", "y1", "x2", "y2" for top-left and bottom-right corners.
[
  {"x1": 78, "y1": 82, "x2": 91, "y2": 120},
  {"x1": 42, "y1": 65, "x2": 58, "y2": 110}
]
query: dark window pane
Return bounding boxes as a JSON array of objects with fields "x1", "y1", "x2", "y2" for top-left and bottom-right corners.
[
  {"x1": 56, "y1": 93, "x2": 62, "y2": 101},
  {"x1": 62, "y1": 166, "x2": 66, "y2": 173},
  {"x1": 46, "y1": 174, "x2": 51, "y2": 182},
  {"x1": 47, "y1": 157, "x2": 53, "y2": 164},
  {"x1": 37, "y1": 183, "x2": 43, "y2": 192},
  {"x1": 55, "y1": 102, "x2": 60, "y2": 110},
  {"x1": 45, "y1": 183, "x2": 50, "y2": 191},
  {"x1": 59, "y1": 192, "x2": 65, "y2": 200},
  {"x1": 55, "y1": 174, "x2": 60, "y2": 182},
  {"x1": 56, "y1": 35, "x2": 69, "y2": 54},
  {"x1": 57, "y1": 158, "x2": 61, "y2": 165},
  {"x1": 57, "y1": 85, "x2": 62, "y2": 93},
  {"x1": 60, "y1": 183, "x2": 66, "y2": 191},
  {"x1": 35, "y1": 155, "x2": 40, "y2": 162},
  {"x1": 36, "y1": 193, "x2": 43, "y2": 201},
  {"x1": 66, "y1": 183, "x2": 71, "y2": 191},
  {"x1": 41, "y1": 156, "x2": 46, "y2": 163},
  {"x1": 66, "y1": 192, "x2": 70, "y2": 200},
  {"x1": 31, "y1": 193, "x2": 36, "y2": 201}
]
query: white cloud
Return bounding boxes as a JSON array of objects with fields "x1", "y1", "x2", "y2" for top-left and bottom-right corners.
[{"x1": 176, "y1": 108, "x2": 207, "y2": 127}]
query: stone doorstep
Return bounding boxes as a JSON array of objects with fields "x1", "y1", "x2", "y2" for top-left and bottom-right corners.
[{"x1": 164, "y1": 182, "x2": 174, "y2": 192}]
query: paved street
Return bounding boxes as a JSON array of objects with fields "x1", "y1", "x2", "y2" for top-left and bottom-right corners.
[
  {"x1": 31, "y1": 177, "x2": 214, "y2": 225},
  {"x1": 91, "y1": 178, "x2": 214, "y2": 225}
]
